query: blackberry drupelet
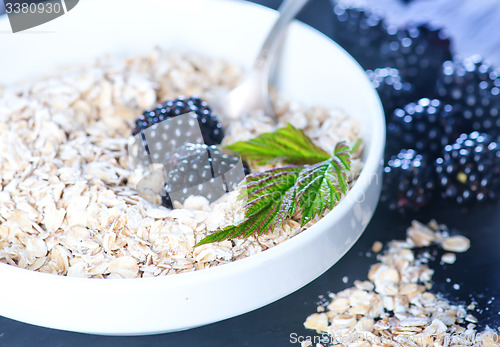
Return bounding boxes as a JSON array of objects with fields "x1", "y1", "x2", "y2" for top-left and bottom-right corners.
[
  {"x1": 435, "y1": 132, "x2": 500, "y2": 205},
  {"x1": 381, "y1": 149, "x2": 435, "y2": 212},
  {"x1": 207, "y1": 146, "x2": 242, "y2": 177},
  {"x1": 387, "y1": 98, "x2": 461, "y2": 159},
  {"x1": 133, "y1": 96, "x2": 225, "y2": 145},
  {"x1": 164, "y1": 143, "x2": 213, "y2": 192},
  {"x1": 435, "y1": 56, "x2": 500, "y2": 136},
  {"x1": 331, "y1": 5, "x2": 391, "y2": 69},
  {"x1": 366, "y1": 67, "x2": 415, "y2": 120},
  {"x1": 161, "y1": 143, "x2": 243, "y2": 208},
  {"x1": 386, "y1": 23, "x2": 452, "y2": 97}
]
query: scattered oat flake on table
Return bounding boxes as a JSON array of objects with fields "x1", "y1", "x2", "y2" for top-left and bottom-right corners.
[
  {"x1": 304, "y1": 220, "x2": 500, "y2": 346},
  {"x1": 371, "y1": 241, "x2": 383, "y2": 253},
  {"x1": 407, "y1": 220, "x2": 437, "y2": 247},
  {"x1": 441, "y1": 252, "x2": 457, "y2": 264},
  {"x1": 441, "y1": 235, "x2": 471, "y2": 253}
]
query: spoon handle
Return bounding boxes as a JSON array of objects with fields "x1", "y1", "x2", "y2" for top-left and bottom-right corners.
[{"x1": 254, "y1": 0, "x2": 311, "y2": 69}]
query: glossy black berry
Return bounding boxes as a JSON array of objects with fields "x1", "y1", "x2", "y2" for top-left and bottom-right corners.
[
  {"x1": 133, "y1": 96, "x2": 225, "y2": 145},
  {"x1": 387, "y1": 98, "x2": 462, "y2": 159},
  {"x1": 161, "y1": 143, "x2": 247, "y2": 209},
  {"x1": 385, "y1": 23, "x2": 452, "y2": 98},
  {"x1": 164, "y1": 143, "x2": 213, "y2": 192},
  {"x1": 435, "y1": 132, "x2": 500, "y2": 205},
  {"x1": 366, "y1": 67, "x2": 415, "y2": 120},
  {"x1": 435, "y1": 56, "x2": 500, "y2": 136},
  {"x1": 331, "y1": 5, "x2": 391, "y2": 69},
  {"x1": 381, "y1": 149, "x2": 435, "y2": 212}
]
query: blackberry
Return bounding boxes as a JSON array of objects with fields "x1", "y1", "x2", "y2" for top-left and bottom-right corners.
[
  {"x1": 435, "y1": 132, "x2": 500, "y2": 205},
  {"x1": 385, "y1": 23, "x2": 452, "y2": 97},
  {"x1": 164, "y1": 143, "x2": 214, "y2": 192},
  {"x1": 381, "y1": 149, "x2": 435, "y2": 212},
  {"x1": 366, "y1": 67, "x2": 415, "y2": 120},
  {"x1": 133, "y1": 96, "x2": 224, "y2": 145},
  {"x1": 387, "y1": 98, "x2": 462, "y2": 159},
  {"x1": 161, "y1": 143, "x2": 245, "y2": 208},
  {"x1": 331, "y1": 5, "x2": 391, "y2": 69},
  {"x1": 435, "y1": 56, "x2": 500, "y2": 136}
]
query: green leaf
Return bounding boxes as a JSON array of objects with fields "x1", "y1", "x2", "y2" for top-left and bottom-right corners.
[
  {"x1": 195, "y1": 166, "x2": 301, "y2": 246},
  {"x1": 225, "y1": 123, "x2": 330, "y2": 165},
  {"x1": 350, "y1": 138, "x2": 363, "y2": 155},
  {"x1": 196, "y1": 143, "x2": 351, "y2": 246},
  {"x1": 295, "y1": 143, "x2": 351, "y2": 226}
]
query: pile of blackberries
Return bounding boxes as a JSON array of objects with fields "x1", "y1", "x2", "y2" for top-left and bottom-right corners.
[{"x1": 331, "y1": 4, "x2": 500, "y2": 211}]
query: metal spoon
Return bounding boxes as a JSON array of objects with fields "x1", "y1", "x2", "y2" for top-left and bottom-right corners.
[{"x1": 215, "y1": 0, "x2": 311, "y2": 120}]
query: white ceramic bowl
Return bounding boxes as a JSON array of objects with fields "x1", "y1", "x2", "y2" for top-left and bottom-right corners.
[{"x1": 0, "y1": 0, "x2": 385, "y2": 335}]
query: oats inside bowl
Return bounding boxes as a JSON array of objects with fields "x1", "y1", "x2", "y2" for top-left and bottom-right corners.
[{"x1": 0, "y1": 48, "x2": 363, "y2": 278}]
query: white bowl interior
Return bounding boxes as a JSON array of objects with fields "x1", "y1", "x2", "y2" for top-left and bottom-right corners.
[{"x1": 0, "y1": 0, "x2": 385, "y2": 335}]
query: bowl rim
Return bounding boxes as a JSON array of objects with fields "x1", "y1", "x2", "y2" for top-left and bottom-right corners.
[{"x1": 0, "y1": 0, "x2": 386, "y2": 286}]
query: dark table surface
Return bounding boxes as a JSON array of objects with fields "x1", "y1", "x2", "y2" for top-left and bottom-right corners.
[{"x1": 1, "y1": 0, "x2": 499, "y2": 346}]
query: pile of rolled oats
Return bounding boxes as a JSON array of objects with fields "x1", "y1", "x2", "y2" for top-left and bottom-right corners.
[
  {"x1": 303, "y1": 220, "x2": 499, "y2": 346},
  {"x1": 0, "y1": 49, "x2": 362, "y2": 278}
]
